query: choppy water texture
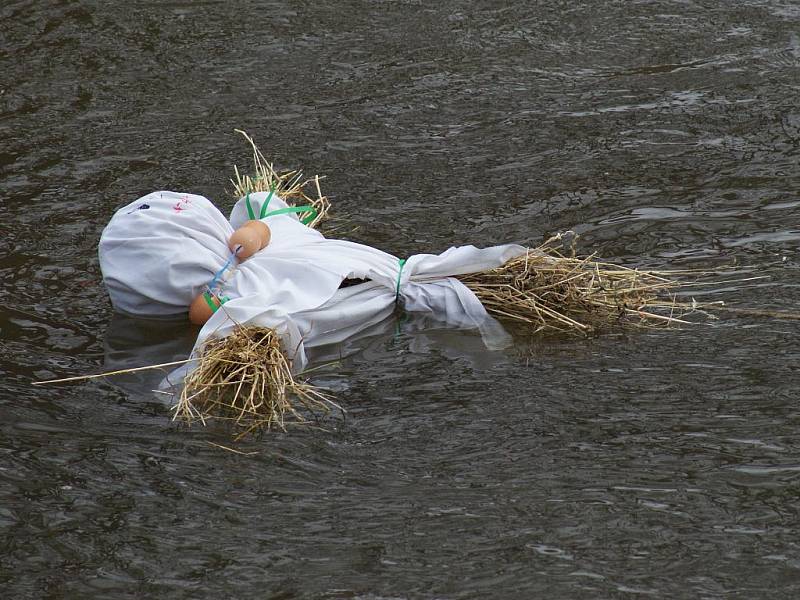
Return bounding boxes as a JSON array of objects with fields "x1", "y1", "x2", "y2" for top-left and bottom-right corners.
[{"x1": 2, "y1": 1, "x2": 800, "y2": 598}]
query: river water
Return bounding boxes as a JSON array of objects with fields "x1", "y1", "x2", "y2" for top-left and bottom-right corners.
[{"x1": 2, "y1": 1, "x2": 800, "y2": 598}]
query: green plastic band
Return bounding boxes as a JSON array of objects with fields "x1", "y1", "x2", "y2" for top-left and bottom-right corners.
[
  {"x1": 245, "y1": 185, "x2": 317, "y2": 226},
  {"x1": 202, "y1": 292, "x2": 230, "y2": 315},
  {"x1": 258, "y1": 184, "x2": 277, "y2": 219},
  {"x1": 262, "y1": 205, "x2": 318, "y2": 225},
  {"x1": 300, "y1": 207, "x2": 318, "y2": 225},
  {"x1": 203, "y1": 292, "x2": 220, "y2": 313},
  {"x1": 395, "y1": 258, "x2": 406, "y2": 302},
  {"x1": 245, "y1": 193, "x2": 256, "y2": 221},
  {"x1": 300, "y1": 205, "x2": 319, "y2": 225},
  {"x1": 245, "y1": 184, "x2": 277, "y2": 221}
]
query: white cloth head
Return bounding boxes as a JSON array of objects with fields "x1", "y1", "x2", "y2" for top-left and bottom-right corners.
[{"x1": 98, "y1": 191, "x2": 234, "y2": 316}]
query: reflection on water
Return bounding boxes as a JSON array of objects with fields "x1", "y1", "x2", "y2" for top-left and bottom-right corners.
[
  {"x1": 103, "y1": 311, "x2": 511, "y2": 401},
  {"x1": 2, "y1": 0, "x2": 800, "y2": 597},
  {"x1": 103, "y1": 313, "x2": 197, "y2": 399}
]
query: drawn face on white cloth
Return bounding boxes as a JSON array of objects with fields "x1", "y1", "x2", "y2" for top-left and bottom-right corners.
[{"x1": 99, "y1": 191, "x2": 235, "y2": 317}]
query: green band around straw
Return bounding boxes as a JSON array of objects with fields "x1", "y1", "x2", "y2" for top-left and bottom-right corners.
[
  {"x1": 244, "y1": 184, "x2": 316, "y2": 225},
  {"x1": 258, "y1": 184, "x2": 277, "y2": 219},
  {"x1": 245, "y1": 192, "x2": 255, "y2": 220},
  {"x1": 203, "y1": 292, "x2": 220, "y2": 313},
  {"x1": 395, "y1": 258, "x2": 406, "y2": 302},
  {"x1": 262, "y1": 205, "x2": 318, "y2": 224}
]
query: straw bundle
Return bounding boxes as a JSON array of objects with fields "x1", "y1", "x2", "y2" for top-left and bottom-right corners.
[
  {"x1": 231, "y1": 129, "x2": 330, "y2": 229},
  {"x1": 459, "y1": 233, "x2": 689, "y2": 333},
  {"x1": 171, "y1": 326, "x2": 335, "y2": 438}
]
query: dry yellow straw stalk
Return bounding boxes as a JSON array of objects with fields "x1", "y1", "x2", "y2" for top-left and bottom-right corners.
[
  {"x1": 171, "y1": 326, "x2": 336, "y2": 439},
  {"x1": 231, "y1": 129, "x2": 330, "y2": 230},
  {"x1": 459, "y1": 233, "x2": 692, "y2": 333}
]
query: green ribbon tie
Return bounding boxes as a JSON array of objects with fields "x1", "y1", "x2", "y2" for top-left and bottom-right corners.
[
  {"x1": 245, "y1": 192, "x2": 256, "y2": 220},
  {"x1": 244, "y1": 184, "x2": 317, "y2": 225},
  {"x1": 203, "y1": 292, "x2": 229, "y2": 314},
  {"x1": 263, "y1": 205, "x2": 318, "y2": 225},
  {"x1": 395, "y1": 258, "x2": 406, "y2": 303},
  {"x1": 258, "y1": 184, "x2": 277, "y2": 218}
]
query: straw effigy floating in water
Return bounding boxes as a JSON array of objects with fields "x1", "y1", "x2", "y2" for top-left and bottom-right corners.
[{"x1": 39, "y1": 131, "x2": 770, "y2": 438}]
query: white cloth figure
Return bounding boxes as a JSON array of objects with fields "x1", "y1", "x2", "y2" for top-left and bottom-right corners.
[{"x1": 99, "y1": 191, "x2": 528, "y2": 374}]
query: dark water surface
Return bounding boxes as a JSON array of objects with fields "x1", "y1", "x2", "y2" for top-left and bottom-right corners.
[{"x1": 3, "y1": 1, "x2": 800, "y2": 598}]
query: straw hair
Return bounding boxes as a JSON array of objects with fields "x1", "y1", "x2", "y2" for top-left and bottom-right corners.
[
  {"x1": 458, "y1": 233, "x2": 693, "y2": 333},
  {"x1": 231, "y1": 129, "x2": 330, "y2": 230},
  {"x1": 171, "y1": 326, "x2": 336, "y2": 439}
]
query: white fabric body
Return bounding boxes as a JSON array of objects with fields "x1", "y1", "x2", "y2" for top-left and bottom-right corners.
[{"x1": 99, "y1": 191, "x2": 528, "y2": 374}]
